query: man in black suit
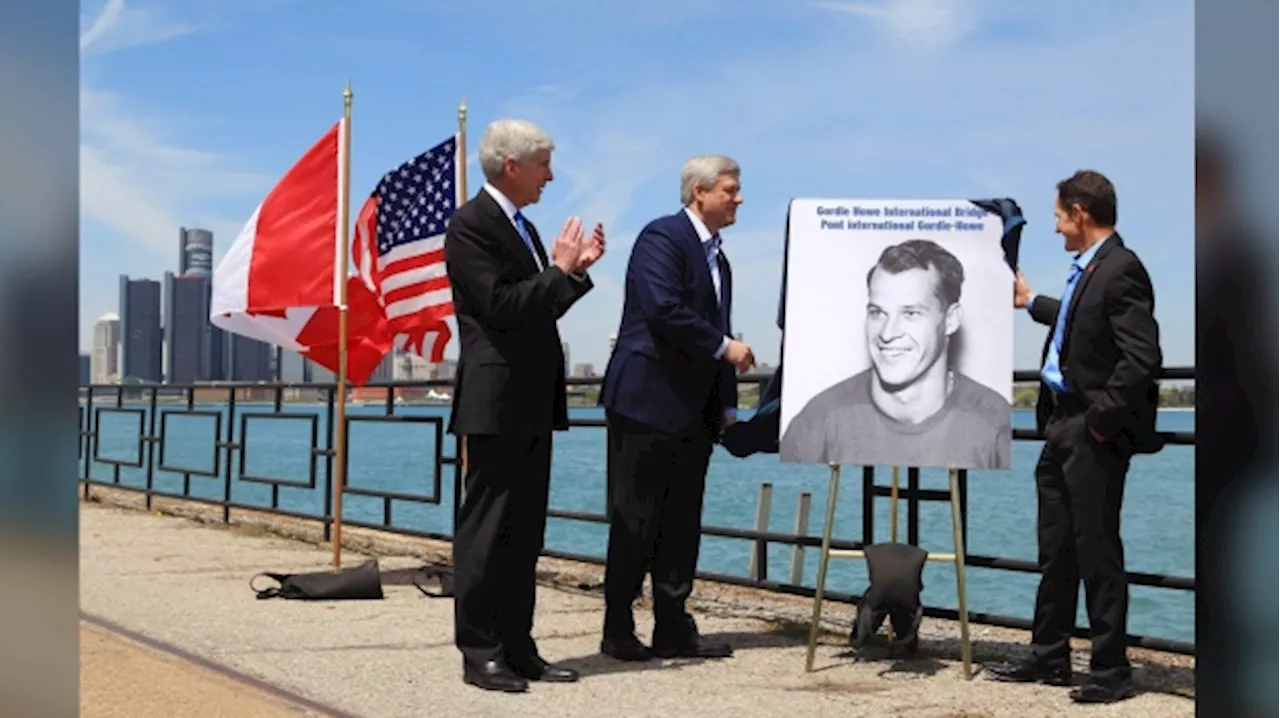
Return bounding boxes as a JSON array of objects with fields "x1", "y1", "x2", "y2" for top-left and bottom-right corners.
[
  {"x1": 443, "y1": 118, "x2": 605, "y2": 693},
  {"x1": 598, "y1": 155, "x2": 755, "y2": 662},
  {"x1": 987, "y1": 170, "x2": 1162, "y2": 704}
]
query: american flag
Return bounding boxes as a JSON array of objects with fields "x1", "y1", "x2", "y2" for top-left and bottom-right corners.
[{"x1": 352, "y1": 135, "x2": 458, "y2": 363}]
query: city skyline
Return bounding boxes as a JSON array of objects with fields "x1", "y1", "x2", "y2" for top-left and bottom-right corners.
[
  {"x1": 84, "y1": 221, "x2": 639, "y2": 386},
  {"x1": 87, "y1": 216, "x2": 440, "y2": 385},
  {"x1": 79, "y1": 0, "x2": 1194, "y2": 373}
]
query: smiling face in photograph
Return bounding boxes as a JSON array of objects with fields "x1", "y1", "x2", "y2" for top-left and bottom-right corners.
[{"x1": 865, "y1": 264, "x2": 960, "y2": 389}]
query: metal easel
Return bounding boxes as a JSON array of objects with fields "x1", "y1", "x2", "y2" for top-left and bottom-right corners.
[{"x1": 804, "y1": 464, "x2": 973, "y2": 679}]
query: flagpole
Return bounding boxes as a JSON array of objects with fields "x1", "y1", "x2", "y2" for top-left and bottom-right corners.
[
  {"x1": 332, "y1": 80, "x2": 354, "y2": 569},
  {"x1": 457, "y1": 100, "x2": 469, "y2": 477},
  {"x1": 457, "y1": 99, "x2": 467, "y2": 200}
]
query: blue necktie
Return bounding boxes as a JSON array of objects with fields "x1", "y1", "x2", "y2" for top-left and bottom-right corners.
[
  {"x1": 705, "y1": 234, "x2": 727, "y2": 331},
  {"x1": 513, "y1": 211, "x2": 542, "y2": 268},
  {"x1": 1052, "y1": 263, "x2": 1084, "y2": 351},
  {"x1": 1041, "y1": 262, "x2": 1084, "y2": 392}
]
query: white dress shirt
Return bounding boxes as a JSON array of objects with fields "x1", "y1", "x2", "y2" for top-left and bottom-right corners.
[
  {"x1": 684, "y1": 207, "x2": 732, "y2": 360},
  {"x1": 483, "y1": 183, "x2": 544, "y2": 270}
]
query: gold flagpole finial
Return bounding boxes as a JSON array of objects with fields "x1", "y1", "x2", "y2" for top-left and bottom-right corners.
[
  {"x1": 344, "y1": 79, "x2": 353, "y2": 106},
  {"x1": 458, "y1": 100, "x2": 467, "y2": 126}
]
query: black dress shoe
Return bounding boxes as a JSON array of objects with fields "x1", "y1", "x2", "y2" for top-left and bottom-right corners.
[
  {"x1": 600, "y1": 634, "x2": 653, "y2": 662},
  {"x1": 652, "y1": 633, "x2": 733, "y2": 659},
  {"x1": 1069, "y1": 679, "x2": 1134, "y2": 704},
  {"x1": 463, "y1": 660, "x2": 528, "y2": 693},
  {"x1": 508, "y1": 655, "x2": 579, "y2": 683},
  {"x1": 984, "y1": 659, "x2": 1072, "y2": 686}
]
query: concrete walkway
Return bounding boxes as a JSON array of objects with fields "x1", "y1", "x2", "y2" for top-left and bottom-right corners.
[
  {"x1": 79, "y1": 494, "x2": 1195, "y2": 718},
  {"x1": 81, "y1": 620, "x2": 326, "y2": 717}
]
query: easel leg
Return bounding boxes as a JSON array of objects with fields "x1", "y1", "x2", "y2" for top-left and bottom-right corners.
[
  {"x1": 948, "y1": 468, "x2": 972, "y2": 679},
  {"x1": 805, "y1": 463, "x2": 841, "y2": 673},
  {"x1": 886, "y1": 466, "x2": 900, "y2": 644}
]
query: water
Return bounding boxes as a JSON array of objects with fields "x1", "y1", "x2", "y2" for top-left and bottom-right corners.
[{"x1": 82, "y1": 399, "x2": 1194, "y2": 645}]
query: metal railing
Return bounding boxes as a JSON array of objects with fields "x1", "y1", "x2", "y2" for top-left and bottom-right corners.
[{"x1": 77, "y1": 367, "x2": 1196, "y2": 655}]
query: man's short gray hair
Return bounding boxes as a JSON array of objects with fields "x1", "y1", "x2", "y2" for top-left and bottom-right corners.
[
  {"x1": 680, "y1": 155, "x2": 740, "y2": 205},
  {"x1": 478, "y1": 119, "x2": 556, "y2": 182}
]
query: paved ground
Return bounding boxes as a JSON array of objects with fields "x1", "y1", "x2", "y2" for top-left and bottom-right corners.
[
  {"x1": 79, "y1": 493, "x2": 1196, "y2": 718},
  {"x1": 81, "y1": 621, "x2": 323, "y2": 717}
]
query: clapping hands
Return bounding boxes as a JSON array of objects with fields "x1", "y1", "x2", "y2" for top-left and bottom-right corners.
[
  {"x1": 576, "y1": 222, "x2": 606, "y2": 272},
  {"x1": 550, "y1": 217, "x2": 607, "y2": 275}
]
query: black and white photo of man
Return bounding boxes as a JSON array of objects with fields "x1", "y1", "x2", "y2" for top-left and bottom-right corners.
[{"x1": 779, "y1": 238, "x2": 1011, "y2": 469}]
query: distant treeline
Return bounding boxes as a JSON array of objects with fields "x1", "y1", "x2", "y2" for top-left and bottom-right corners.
[
  {"x1": 1012, "y1": 383, "x2": 1193, "y2": 409},
  {"x1": 572, "y1": 383, "x2": 1196, "y2": 411},
  {"x1": 95, "y1": 379, "x2": 1194, "y2": 410}
]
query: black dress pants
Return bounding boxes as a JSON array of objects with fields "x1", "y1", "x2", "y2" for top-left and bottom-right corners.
[
  {"x1": 602, "y1": 411, "x2": 714, "y2": 641},
  {"x1": 452, "y1": 431, "x2": 552, "y2": 666},
  {"x1": 1031, "y1": 405, "x2": 1132, "y2": 680}
]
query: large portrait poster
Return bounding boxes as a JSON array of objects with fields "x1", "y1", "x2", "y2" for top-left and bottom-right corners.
[{"x1": 778, "y1": 198, "x2": 1014, "y2": 471}]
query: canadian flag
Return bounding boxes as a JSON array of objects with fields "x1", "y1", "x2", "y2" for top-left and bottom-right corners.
[{"x1": 210, "y1": 119, "x2": 393, "y2": 385}]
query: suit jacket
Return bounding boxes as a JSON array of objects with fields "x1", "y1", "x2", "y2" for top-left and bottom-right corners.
[
  {"x1": 1029, "y1": 233, "x2": 1164, "y2": 453},
  {"x1": 600, "y1": 209, "x2": 737, "y2": 436},
  {"x1": 443, "y1": 189, "x2": 592, "y2": 436}
]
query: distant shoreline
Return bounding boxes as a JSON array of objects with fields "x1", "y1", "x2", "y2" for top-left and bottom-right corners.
[
  {"x1": 79, "y1": 383, "x2": 1197, "y2": 410},
  {"x1": 81, "y1": 397, "x2": 1197, "y2": 411}
]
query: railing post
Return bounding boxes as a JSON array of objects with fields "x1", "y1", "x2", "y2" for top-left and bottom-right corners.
[
  {"x1": 321, "y1": 385, "x2": 335, "y2": 539},
  {"x1": 82, "y1": 389, "x2": 94, "y2": 498},
  {"x1": 748, "y1": 482, "x2": 773, "y2": 581},
  {"x1": 861, "y1": 466, "x2": 875, "y2": 544},
  {"x1": 907, "y1": 467, "x2": 921, "y2": 546},
  {"x1": 144, "y1": 387, "x2": 158, "y2": 510},
  {"x1": 789, "y1": 491, "x2": 811, "y2": 584},
  {"x1": 221, "y1": 387, "x2": 236, "y2": 525}
]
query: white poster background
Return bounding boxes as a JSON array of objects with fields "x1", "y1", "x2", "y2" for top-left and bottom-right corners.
[{"x1": 779, "y1": 198, "x2": 1013, "y2": 466}]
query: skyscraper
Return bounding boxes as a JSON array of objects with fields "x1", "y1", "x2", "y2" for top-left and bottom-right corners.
[
  {"x1": 276, "y1": 348, "x2": 309, "y2": 383},
  {"x1": 163, "y1": 271, "x2": 212, "y2": 383},
  {"x1": 207, "y1": 324, "x2": 226, "y2": 381},
  {"x1": 90, "y1": 312, "x2": 121, "y2": 384},
  {"x1": 310, "y1": 360, "x2": 335, "y2": 383},
  {"x1": 366, "y1": 351, "x2": 395, "y2": 382},
  {"x1": 119, "y1": 275, "x2": 162, "y2": 383},
  {"x1": 393, "y1": 349, "x2": 434, "y2": 380},
  {"x1": 224, "y1": 333, "x2": 273, "y2": 382},
  {"x1": 179, "y1": 227, "x2": 213, "y2": 278}
]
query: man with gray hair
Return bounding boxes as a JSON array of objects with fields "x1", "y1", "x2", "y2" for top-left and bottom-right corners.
[
  {"x1": 598, "y1": 155, "x2": 754, "y2": 662},
  {"x1": 444, "y1": 118, "x2": 606, "y2": 692}
]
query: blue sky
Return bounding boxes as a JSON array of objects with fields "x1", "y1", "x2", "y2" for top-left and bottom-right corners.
[{"x1": 80, "y1": 0, "x2": 1194, "y2": 372}]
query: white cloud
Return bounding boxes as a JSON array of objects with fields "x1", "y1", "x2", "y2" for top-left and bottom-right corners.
[
  {"x1": 79, "y1": 0, "x2": 124, "y2": 51},
  {"x1": 79, "y1": 0, "x2": 268, "y2": 350},
  {"x1": 80, "y1": 86, "x2": 267, "y2": 255},
  {"x1": 498, "y1": 1, "x2": 1192, "y2": 368},
  {"x1": 80, "y1": 0, "x2": 198, "y2": 54},
  {"x1": 80, "y1": 1, "x2": 263, "y2": 249},
  {"x1": 74, "y1": 0, "x2": 1193, "y2": 371},
  {"x1": 814, "y1": 0, "x2": 982, "y2": 50}
]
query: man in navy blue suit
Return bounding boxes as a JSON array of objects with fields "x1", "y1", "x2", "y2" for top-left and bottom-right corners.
[{"x1": 598, "y1": 155, "x2": 756, "y2": 662}]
